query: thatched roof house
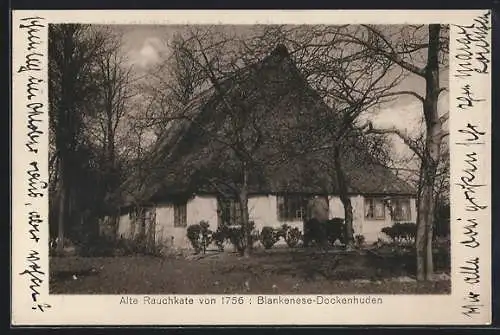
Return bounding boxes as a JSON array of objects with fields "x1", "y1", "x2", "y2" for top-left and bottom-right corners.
[{"x1": 110, "y1": 45, "x2": 416, "y2": 248}]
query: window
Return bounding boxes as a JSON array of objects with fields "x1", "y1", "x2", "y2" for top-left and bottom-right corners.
[
  {"x1": 174, "y1": 201, "x2": 187, "y2": 227},
  {"x1": 217, "y1": 198, "x2": 242, "y2": 226},
  {"x1": 365, "y1": 198, "x2": 386, "y2": 220},
  {"x1": 277, "y1": 194, "x2": 309, "y2": 221},
  {"x1": 391, "y1": 198, "x2": 412, "y2": 221}
]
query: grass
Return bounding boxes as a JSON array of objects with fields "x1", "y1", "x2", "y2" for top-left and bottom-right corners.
[{"x1": 50, "y1": 247, "x2": 451, "y2": 294}]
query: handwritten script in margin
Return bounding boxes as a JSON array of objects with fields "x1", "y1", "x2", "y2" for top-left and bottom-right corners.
[
  {"x1": 16, "y1": 16, "x2": 51, "y2": 313},
  {"x1": 452, "y1": 10, "x2": 491, "y2": 320}
]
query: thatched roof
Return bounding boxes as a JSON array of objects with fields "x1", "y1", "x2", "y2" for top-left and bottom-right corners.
[{"x1": 114, "y1": 45, "x2": 415, "y2": 207}]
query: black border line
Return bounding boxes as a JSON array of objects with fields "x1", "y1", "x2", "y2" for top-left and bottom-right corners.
[
  {"x1": 6, "y1": 1, "x2": 500, "y2": 10},
  {"x1": 6, "y1": 1, "x2": 500, "y2": 331}
]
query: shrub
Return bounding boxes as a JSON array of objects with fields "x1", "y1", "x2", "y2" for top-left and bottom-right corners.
[
  {"x1": 187, "y1": 221, "x2": 214, "y2": 254},
  {"x1": 223, "y1": 221, "x2": 258, "y2": 253},
  {"x1": 276, "y1": 224, "x2": 289, "y2": 240},
  {"x1": 226, "y1": 226, "x2": 244, "y2": 252},
  {"x1": 303, "y1": 219, "x2": 325, "y2": 247},
  {"x1": 187, "y1": 224, "x2": 203, "y2": 254},
  {"x1": 212, "y1": 226, "x2": 227, "y2": 251},
  {"x1": 115, "y1": 236, "x2": 142, "y2": 255},
  {"x1": 303, "y1": 218, "x2": 344, "y2": 247},
  {"x1": 373, "y1": 237, "x2": 386, "y2": 248},
  {"x1": 114, "y1": 235, "x2": 165, "y2": 256},
  {"x1": 279, "y1": 224, "x2": 301, "y2": 248},
  {"x1": 199, "y1": 221, "x2": 213, "y2": 254},
  {"x1": 354, "y1": 234, "x2": 365, "y2": 248},
  {"x1": 260, "y1": 226, "x2": 279, "y2": 249},
  {"x1": 141, "y1": 241, "x2": 166, "y2": 257},
  {"x1": 381, "y1": 222, "x2": 416, "y2": 246},
  {"x1": 326, "y1": 218, "x2": 345, "y2": 245},
  {"x1": 286, "y1": 227, "x2": 302, "y2": 248}
]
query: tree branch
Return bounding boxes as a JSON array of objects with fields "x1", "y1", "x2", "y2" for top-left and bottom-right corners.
[
  {"x1": 439, "y1": 111, "x2": 449, "y2": 123},
  {"x1": 438, "y1": 87, "x2": 448, "y2": 96},
  {"x1": 356, "y1": 25, "x2": 426, "y2": 77},
  {"x1": 382, "y1": 90, "x2": 425, "y2": 103},
  {"x1": 363, "y1": 121, "x2": 424, "y2": 159}
]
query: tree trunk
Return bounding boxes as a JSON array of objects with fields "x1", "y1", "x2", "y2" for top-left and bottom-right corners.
[
  {"x1": 333, "y1": 146, "x2": 354, "y2": 247},
  {"x1": 416, "y1": 24, "x2": 442, "y2": 281},
  {"x1": 342, "y1": 198, "x2": 354, "y2": 247},
  {"x1": 239, "y1": 163, "x2": 251, "y2": 257},
  {"x1": 106, "y1": 120, "x2": 116, "y2": 184},
  {"x1": 56, "y1": 175, "x2": 67, "y2": 254},
  {"x1": 416, "y1": 161, "x2": 438, "y2": 280},
  {"x1": 239, "y1": 194, "x2": 251, "y2": 257},
  {"x1": 425, "y1": 196, "x2": 435, "y2": 279}
]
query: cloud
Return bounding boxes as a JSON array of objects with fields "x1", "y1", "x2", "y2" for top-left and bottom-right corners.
[
  {"x1": 361, "y1": 93, "x2": 449, "y2": 159},
  {"x1": 366, "y1": 92, "x2": 449, "y2": 136},
  {"x1": 128, "y1": 37, "x2": 164, "y2": 69}
]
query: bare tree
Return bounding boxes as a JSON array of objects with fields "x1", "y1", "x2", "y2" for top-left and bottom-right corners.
[
  {"x1": 244, "y1": 25, "x2": 405, "y2": 247},
  {"x1": 356, "y1": 24, "x2": 449, "y2": 280},
  {"x1": 136, "y1": 32, "x2": 208, "y2": 138},
  {"x1": 307, "y1": 38, "x2": 401, "y2": 247},
  {"x1": 175, "y1": 30, "x2": 285, "y2": 257},
  {"x1": 49, "y1": 24, "x2": 109, "y2": 252},
  {"x1": 92, "y1": 33, "x2": 134, "y2": 196},
  {"x1": 145, "y1": 27, "x2": 321, "y2": 257}
]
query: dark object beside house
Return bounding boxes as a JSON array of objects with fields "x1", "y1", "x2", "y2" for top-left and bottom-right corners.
[
  {"x1": 303, "y1": 218, "x2": 345, "y2": 247},
  {"x1": 381, "y1": 222, "x2": 416, "y2": 245}
]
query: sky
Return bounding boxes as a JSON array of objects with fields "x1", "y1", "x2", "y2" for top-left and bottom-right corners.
[
  {"x1": 118, "y1": 26, "x2": 168, "y2": 68},
  {"x1": 114, "y1": 24, "x2": 449, "y2": 166}
]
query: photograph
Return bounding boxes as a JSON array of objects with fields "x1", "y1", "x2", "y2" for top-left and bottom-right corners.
[{"x1": 47, "y1": 23, "x2": 451, "y2": 295}]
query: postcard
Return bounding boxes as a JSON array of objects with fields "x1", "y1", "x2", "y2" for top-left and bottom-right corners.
[{"x1": 11, "y1": 9, "x2": 491, "y2": 325}]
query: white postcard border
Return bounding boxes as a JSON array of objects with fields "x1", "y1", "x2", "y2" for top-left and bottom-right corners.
[{"x1": 11, "y1": 9, "x2": 492, "y2": 326}]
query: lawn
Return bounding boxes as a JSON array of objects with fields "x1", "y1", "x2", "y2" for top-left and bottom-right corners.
[{"x1": 50, "y1": 247, "x2": 451, "y2": 294}]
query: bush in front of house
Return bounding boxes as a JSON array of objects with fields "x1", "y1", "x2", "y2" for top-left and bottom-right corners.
[
  {"x1": 354, "y1": 234, "x2": 365, "y2": 249},
  {"x1": 278, "y1": 224, "x2": 302, "y2": 248},
  {"x1": 326, "y1": 218, "x2": 345, "y2": 246},
  {"x1": 113, "y1": 235, "x2": 164, "y2": 257},
  {"x1": 381, "y1": 222, "x2": 416, "y2": 246},
  {"x1": 303, "y1": 219, "x2": 324, "y2": 247},
  {"x1": 187, "y1": 224, "x2": 203, "y2": 254},
  {"x1": 226, "y1": 225, "x2": 244, "y2": 252},
  {"x1": 303, "y1": 218, "x2": 344, "y2": 247},
  {"x1": 199, "y1": 221, "x2": 213, "y2": 254},
  {"x1": 115, "y1": 236, "x2": 140, "y2": 255},
  {"x1": 186, "y1": 221, "x2": 214, "y2": 254},
  {"x1": 212, "y1": 225, "x2": 227, "y2": 251},
  {"x1": 286, "y1": 227, "x2": 302, "y2": 248},
  {"x1": 214, "y1": 221, "x2": 258, "y2": 253},
  {"x1": 275, "y1": 224, "x2": 287, "y2": 240},
  {"x1": 260, "y1": 226, "x2": 280, "y2": 249}
]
